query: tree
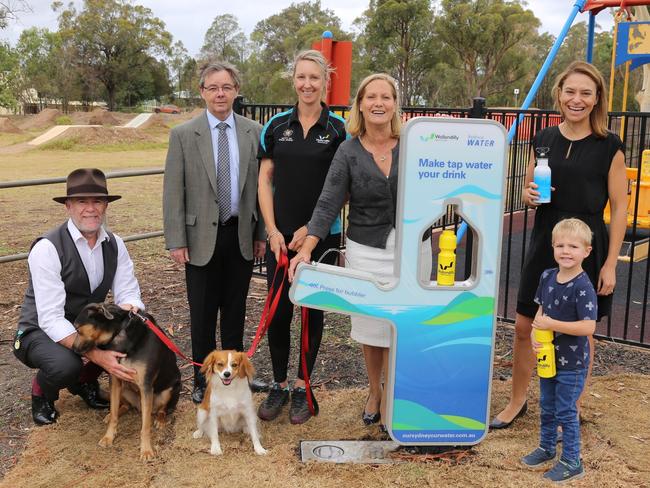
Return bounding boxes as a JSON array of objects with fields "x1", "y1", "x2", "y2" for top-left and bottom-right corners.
[
  {"x1": 200, "y1": 14, "x2": 248, "y2": 64},
  {"x1": 54, "y1": 0, "x2": 172, "y2": 110},
  {"x1": 168, "y1": 40, "x2": 190, "y2": 95},
  {"x1": 434, "y1": 0, "x2": 542, "y2": 104},
  {"x1": 247, "y1": 1, "x2": 350, "y2": 102},
  {"x1": 0, "y1": 41, "x2": 19, "y2": 109},
  {"x1": 356, "y1": 0, "x2": 439, "y2": 106},
  {"x1": 0, "y1": 1, "x2": 31, "y2": 29}
]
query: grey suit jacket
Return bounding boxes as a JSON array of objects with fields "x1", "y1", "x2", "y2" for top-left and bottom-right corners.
[{"x1": 163, "y1": 111, "x2": 264, "y2": 266}]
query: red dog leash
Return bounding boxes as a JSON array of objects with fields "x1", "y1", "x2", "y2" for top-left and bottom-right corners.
[
  {"x1": 246, "y1": 252, "x2": 317, "y2": 416},
  {"x1": 130, "y1": 310, "x2": 203, "y2": 367},
  {"x1": 246, "y1": 252, "x2": 289, "y2": 357},
  {"x1": 132, "y1": 251, "x2": 318, "y2": 415}
]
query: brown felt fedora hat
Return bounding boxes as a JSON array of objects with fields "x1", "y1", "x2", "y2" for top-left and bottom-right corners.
[{"x1": 53, "y1": 168, "x2": 121, "y2": 204}]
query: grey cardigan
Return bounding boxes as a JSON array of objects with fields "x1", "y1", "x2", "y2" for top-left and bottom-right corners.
[{"x1": 307, "y1": 137, "x2": 399, "y2": 249}]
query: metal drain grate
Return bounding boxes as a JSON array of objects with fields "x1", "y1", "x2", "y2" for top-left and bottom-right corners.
[{"x1": 300, "y1": 440, "x2": 400, "y2": 463}]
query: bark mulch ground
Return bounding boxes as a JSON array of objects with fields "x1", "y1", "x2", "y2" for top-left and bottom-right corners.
[{"x1": 1, "y1": 242, "x2": 649, "y2": 484}]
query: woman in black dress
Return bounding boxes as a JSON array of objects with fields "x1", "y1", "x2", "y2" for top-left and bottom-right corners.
[{"x1": 490, "y1": 61, "x2": 627, "y2": 429}]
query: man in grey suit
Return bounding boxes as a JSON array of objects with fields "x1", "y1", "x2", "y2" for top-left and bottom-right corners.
[{"x1": 163, "y1": 62, "x2": 266, "y2": 403}]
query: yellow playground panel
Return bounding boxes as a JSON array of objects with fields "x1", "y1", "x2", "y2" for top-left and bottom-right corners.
[{"x1": 604, "y1": 149, "x2": 650, "y2": 230}]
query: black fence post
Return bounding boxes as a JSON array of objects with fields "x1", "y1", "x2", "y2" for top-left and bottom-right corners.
[
  {"x1": 233, "y1": 95, "x2": 245, "y2": 116},
  {"x1": 464, "y1": 97, "x2": 488, "y2": 279}
]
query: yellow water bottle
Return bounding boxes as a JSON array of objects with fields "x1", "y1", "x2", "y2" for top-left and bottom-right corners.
[
  {"x1": 437, "y1": 230, "x2": 456, "y2": 286},
  {"x1": 535, "y1": 329, "x2": 556, "y2": 378}
]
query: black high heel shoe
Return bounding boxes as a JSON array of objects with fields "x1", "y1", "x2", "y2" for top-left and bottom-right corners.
[
  {"x1": 489, "y1": 401, "x2": 528, "y2": 430},
  {"x1": 362, "y1": 394, "x2": 381, "y2": 425}
]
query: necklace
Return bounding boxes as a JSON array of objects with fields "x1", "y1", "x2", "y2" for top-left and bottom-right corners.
[{"x1": 560, "y1": 123, "x2": 591, "y2": 159}]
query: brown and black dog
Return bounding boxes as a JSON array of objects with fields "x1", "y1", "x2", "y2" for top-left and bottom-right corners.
[{"x1": 72, "y1": 303, "x2": 181, "y2": 460}]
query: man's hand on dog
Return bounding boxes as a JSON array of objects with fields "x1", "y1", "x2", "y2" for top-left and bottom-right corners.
[{"x1": 85, "y1": 348, "x2": 137, "y2": 382}]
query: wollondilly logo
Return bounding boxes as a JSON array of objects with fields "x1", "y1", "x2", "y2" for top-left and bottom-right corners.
[{"x1": 420, "y1": 132, "x2": 459, "y2": 142}]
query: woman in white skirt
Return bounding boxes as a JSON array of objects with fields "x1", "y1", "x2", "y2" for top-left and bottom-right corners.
[{"x1": 289, "y1": 73, "x2": 416, "y2": 428}]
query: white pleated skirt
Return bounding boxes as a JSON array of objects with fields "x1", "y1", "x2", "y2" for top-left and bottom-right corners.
[{"x1": 345, "y1": 229, "x2": 432, "y2": 348}]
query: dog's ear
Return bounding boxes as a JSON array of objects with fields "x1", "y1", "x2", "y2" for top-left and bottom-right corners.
[
  {"x1": 200, "y1": 351, "x2": 216, "y2": 377},
  {"x1": 237, "y1": 352, "x2": 255, "y2": 381},
  {"x1": 99, "y1": 303, "x2": 114, "y2": 320}
]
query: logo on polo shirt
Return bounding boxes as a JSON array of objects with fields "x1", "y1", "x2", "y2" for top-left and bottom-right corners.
[
  {"x1": 279, "y1": 128, "x2": 294, "y2": 142},
  {"x1": 315, "y1": 134, "x2": 331, "y2": 145}
]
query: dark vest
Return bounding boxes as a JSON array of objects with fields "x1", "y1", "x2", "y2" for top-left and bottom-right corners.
[{"x1": 17, "y1": 222, "x2": 118, "y2": 335}]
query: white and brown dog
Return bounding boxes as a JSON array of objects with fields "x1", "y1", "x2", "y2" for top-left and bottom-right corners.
[{"x1": 193, "y1": 350, "x2": 267, "y2": 456}]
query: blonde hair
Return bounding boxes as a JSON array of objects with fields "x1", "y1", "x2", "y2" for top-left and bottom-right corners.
[
  {"x1": 552, "y1": 218, "x2": 593, "y2": 247},
  {"x1": 553, "y1": 61, "x2": 608, "y2": 138},
  {"x1": 347, "y1": 73, "x2": 401, "y2": 138},
  {"x1": 291, "y1": 50, "x2": 333, "y2": 99}
]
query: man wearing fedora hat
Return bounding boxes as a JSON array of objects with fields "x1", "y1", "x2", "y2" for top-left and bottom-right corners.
[{"x1": 14, "y1": 168, "x2": 144, "y2": 426}]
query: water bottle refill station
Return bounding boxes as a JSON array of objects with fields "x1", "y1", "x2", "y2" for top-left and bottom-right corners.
[{"x1": 291, "y1": 117, "x2": 507, "y2": 462}]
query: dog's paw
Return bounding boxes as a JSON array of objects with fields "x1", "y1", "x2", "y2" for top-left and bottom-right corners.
[
  {"x1": 102, "y1": 413, "x2": 110, "y2": 424},
  {"x1": 254, "y1": 446, "x2": 268, "y2": 456},
  {"x1": 154, "y1": 416, "x2": 167, "y2": 430},
  {"x1": 210, "y1": 444, "x2": 223, "y2": 456},
  {"x1": 98, "y1": 435, "x2": 114, "y2": 447},
  {"x1": 140, "y1": 448, "x2": 156, "y2": 461},
  {"x1": 192, "y1": 429, "x2": 203, "y2": 439}
]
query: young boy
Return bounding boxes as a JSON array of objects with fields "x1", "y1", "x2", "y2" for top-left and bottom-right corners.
[{"x1": 521, "y1": 218, "x2": 597, "y2": 483}]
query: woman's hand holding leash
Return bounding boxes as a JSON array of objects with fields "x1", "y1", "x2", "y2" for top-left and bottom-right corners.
[{"x1": 267, "y1": 230, "x2": 287, "y2": 262}]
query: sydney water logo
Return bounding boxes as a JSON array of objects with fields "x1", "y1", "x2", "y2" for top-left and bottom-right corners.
[
  {"x1": 420, "y1": 132, "x2": 459, "y2": 143},
  {"x1": 467, "y1": 134, "x2": 495, "y2": 147}
]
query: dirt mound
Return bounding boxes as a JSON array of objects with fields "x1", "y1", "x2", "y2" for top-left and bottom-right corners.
[
  {"x1": 88, "y1": 108, "x2": 121, "y2": 126},
  {"x1": 47, "y1": 126, "x2": 156, "y2": 147},
  {"x1": 0, "y1": 117, "x2": 22, "y2": 133},
  {"x1": 18, "y1": 108, "x2": 61, "y2": 130},
  {"x1": 138, "y1": 113, "x2": 170, "y2": 129}
]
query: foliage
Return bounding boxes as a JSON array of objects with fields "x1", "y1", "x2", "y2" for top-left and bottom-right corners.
[
  {"x1": 246, "y1": 0, "x2": 350, "y2": 103},
  {"x1": 53, "y1": 0, "x2": 172, "y2": 111},
  {"x1": 54, "y1": 115, "x2": 72, "y2": 125},
  {"x1": 356, "y1": 0, "x2": 439, "y2": 106},
  {"x1": 0, "y1": 40, "x2": 19, "y2": 109},
  {"x1": 6, "y1": 1, "x2": 645, "y2": 112},
  {"x1": 434, "y1": 0, "x2": 543, "y2": 105},
  {"x1": 200, "y1": 14, "x2": 248, "y2": 65}
]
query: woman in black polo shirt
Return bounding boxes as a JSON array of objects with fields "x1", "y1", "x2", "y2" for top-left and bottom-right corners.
[{"x1": 257, "y1": 50, "x2": 346, "y2": 425}]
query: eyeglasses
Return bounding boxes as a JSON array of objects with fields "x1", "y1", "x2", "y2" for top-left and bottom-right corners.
[{"x1": 202, "y1": 84, "x2": 236, "y2": 95}]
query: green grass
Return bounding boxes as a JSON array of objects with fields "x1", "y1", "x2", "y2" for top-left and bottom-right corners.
[
  {"x1": 55, "y1": 115, "x2": 73, "y2": 125},
  {"x1": 37, "y1": 139, "x2": 168, "y2": 152},
  {"x1": 38, "y1": 138, "x2": 76, "y2": 150}
]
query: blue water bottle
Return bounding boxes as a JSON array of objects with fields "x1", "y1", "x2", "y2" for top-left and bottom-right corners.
[{"x1": 534, "y1": 147, "x2": 551, "y2": 204}]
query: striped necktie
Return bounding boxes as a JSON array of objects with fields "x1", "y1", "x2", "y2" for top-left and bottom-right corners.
[{"x1": 216, "y1": 122, "x2": 231, "y2": 222}]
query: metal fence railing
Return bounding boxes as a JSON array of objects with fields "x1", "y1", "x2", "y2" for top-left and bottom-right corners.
[{"x1": 1, "y1": 103, "x2": 648, "y2": 348}]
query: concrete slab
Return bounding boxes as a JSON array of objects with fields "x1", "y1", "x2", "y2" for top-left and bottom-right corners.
[
  {"x1": 28, "y1": 125, "x2": 100, "y2": 146},
  {"x1": 122, "y1": 113, "x2": 152, "y2": 128}
]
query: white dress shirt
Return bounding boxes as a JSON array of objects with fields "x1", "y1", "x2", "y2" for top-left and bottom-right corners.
[
  {"x1": 206, "y1": 109, "x2": 240, "y2": 216},
  {"x1": 27, "y1": 219, "x2": 144, "y2": 342}
]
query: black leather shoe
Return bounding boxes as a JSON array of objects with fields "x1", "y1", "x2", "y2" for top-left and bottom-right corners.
[
  {"x1": 249, "y1": 378, "x2": 269, "y2": 393},
  {"x1": 191, "y1": 384, "x2": 206, "y2": 404},
  {"x1": 68, "y1": 381, "x2": 109, "y2": 409},
  {"x1": 32, "y1": 395, "x2": 58, "y2": 426},
  {"x1": 489, "y1": 401, "x2": 528, "y2": 430}
]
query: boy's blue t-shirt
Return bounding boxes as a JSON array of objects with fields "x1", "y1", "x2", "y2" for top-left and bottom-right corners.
[{"x1": 534, "y1": 268, "x2": 598, "y2": 371}]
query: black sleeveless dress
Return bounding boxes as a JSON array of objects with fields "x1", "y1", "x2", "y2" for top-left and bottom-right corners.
[{"x1": 516, "y1": 126, "x2": 624, "y2": 320}]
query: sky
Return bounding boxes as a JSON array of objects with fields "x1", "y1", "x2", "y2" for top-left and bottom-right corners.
[{"x1": 1, "y1": 0, "x2": 616, "y2": 56}]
